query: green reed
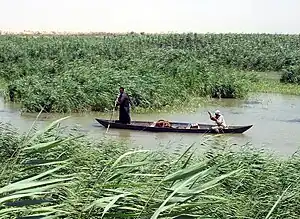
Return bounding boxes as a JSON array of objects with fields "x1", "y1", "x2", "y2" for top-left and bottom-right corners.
[{"x1": 1, "y1": 117, "x2": 300, "y2": 218}]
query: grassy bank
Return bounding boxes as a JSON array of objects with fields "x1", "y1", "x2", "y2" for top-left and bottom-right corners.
[
  {"x1": 253, "y1": 80, "x2": 300, "y2": 95},
  {"x1": 1, "y1": 117, "x2": 300, "y2": 218},
  {"x1": 250, "y1": 71, "x2": 300, "y2": 95},
  {"x1": 1, "y1": 33, "x2": 300, "y2": 113}
]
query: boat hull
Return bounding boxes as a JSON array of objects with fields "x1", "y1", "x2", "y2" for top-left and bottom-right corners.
[{"x1": 95, "y1": 119, "x2": 253, "y2": 134}]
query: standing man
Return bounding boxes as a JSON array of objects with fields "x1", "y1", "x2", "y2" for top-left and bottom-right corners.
[{"x1": 115, "y1": 87, "x2": 132, "y2": 124}]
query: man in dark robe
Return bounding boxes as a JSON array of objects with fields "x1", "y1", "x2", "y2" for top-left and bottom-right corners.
[{"x1": 115, "y1": 87, "x2": 132, "y2": 124}]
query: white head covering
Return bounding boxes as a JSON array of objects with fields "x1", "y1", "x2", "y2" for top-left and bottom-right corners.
[{"x1": 215, "y1": 110, "x2": 221, "y2": 115}]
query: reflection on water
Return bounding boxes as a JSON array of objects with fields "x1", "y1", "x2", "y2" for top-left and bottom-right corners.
[{"x1": 1, "y1": 93, "x2": 300, "y2": 156}]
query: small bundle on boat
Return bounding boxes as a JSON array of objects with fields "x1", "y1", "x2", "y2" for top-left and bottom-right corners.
[
  {"x1": 149, "y1": 120, "x2": 201, "y2": 130},
  {"x1": 150, "y1": 119, "x2": 172, "y2": 128}
]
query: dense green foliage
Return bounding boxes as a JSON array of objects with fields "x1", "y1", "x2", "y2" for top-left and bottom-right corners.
[
  {"x1": 1, "y1": 33, "x2": 300, "y2": 112},
  {"x1": 1, "y1": 118, "x2": 300, "y2": 218},
  {"x1": 280, "y1": 65, "x2": 300, "y2": 84}
]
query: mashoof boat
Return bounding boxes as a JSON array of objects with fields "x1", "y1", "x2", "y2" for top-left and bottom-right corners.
[{"x1": 95, "y1": 118, "x2": 253, "y2": 134}]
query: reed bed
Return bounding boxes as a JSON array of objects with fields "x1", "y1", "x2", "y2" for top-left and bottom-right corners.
[
  {"x1": 1, "y1": 117, "x2": 300, "y2": 218},
  {"x1": 2, "y1": 33, "x2": 300, "y2": 113}
]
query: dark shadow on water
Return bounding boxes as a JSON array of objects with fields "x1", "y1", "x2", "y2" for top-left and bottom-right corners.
[
  {"x1": 280, "y1": 119, "x2": 300, "y2": 123},
  {"x1": 230, "y1": 111, "x2": 243, "y2": 114},
  {"x1": 243, "y1": 100, "x2": 263, "y2": 105}
]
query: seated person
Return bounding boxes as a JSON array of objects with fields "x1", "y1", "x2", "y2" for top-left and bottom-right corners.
[{"x1": 208, "y1": 110, "x2": 227, "y2": 130}]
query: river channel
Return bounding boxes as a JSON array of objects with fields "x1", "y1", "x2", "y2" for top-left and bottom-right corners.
[{"x1": 1, "y1": 93, "x2": 300, "y2": 156}]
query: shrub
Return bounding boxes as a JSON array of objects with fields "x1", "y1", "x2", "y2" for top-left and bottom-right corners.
[{"x1": 280, "y1": 65, "x2": 300, "y2": 84}]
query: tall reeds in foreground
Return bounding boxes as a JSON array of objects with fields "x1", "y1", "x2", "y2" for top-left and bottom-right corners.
[
  {"x1": 0, "y1": 117, "x2": 241, "y2": 218},
  {"x1": 1, "y1": 117, "x2": 298, "y2": 218},
  {"x1": 0, "y1": 117, "x2": 79, "y2": 218}
]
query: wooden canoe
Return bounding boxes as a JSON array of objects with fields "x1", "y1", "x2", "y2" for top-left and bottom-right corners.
[{"x1": 95, "y1": 118, "x2": 253, "y2": 134}]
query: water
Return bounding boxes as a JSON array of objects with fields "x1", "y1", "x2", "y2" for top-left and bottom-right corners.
[{"x1": 1, "y1": 93, "x2": 300, "y2": 155}]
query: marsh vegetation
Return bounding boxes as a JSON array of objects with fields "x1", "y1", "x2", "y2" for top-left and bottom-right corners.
[
  {"x1": 1, "y1": 33, "x2": 300, "y2": 113},
  {"x1": 1, "y1": 117, "x2": 300, "y2": 218}
]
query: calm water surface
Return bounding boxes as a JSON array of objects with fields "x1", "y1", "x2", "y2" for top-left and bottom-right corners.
[{"x1": 1, "y1": 93, "x2": 300, "y2": 155}]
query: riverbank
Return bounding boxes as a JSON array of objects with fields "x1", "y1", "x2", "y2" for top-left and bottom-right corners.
[
  {"x1": 1, "y1": 78, "x2": 300, "y2": 115},
  {"x1": 253, "y1": 80, "x2": 300, "y2": 96},
  {"x1": 0, "y1": 72, "x2": 299, "y2": 116},
  {"x1": 251, "y1": 71, "x2": 300, "y2": 96},
  {"x1": 1, "y1": 118, "x2": 300, "y2": 218}
]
